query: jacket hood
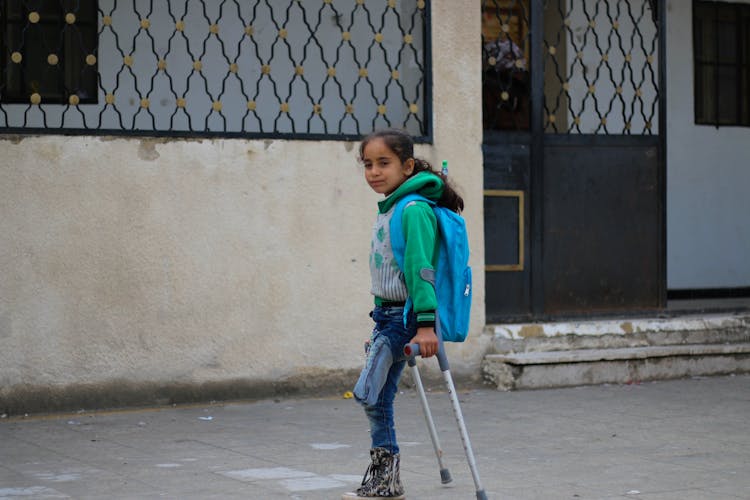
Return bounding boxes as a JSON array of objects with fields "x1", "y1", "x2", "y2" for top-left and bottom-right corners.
[{"x1": 378, "y1": 171, "x2": 444, "y2": 214}]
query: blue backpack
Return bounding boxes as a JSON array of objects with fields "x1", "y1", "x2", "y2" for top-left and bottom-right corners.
[{"x1": 390, "y1": 193, "x2": 472, "y2": 342}]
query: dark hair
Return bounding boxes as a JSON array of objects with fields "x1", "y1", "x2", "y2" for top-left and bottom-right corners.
[{"x1": 358, "y1": 128, "x2": 465, "y2": 213}]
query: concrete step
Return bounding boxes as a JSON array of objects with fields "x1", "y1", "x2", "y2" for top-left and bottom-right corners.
[
  {"x1": 483, "y1": 343, "x2": 750, "y2": 390},
  {"x1": 486, "y1": 313, "x2": 750, "y2": 353},
  {"x1": 481, "y1": 312, "x2": 750, "y2": 390}
]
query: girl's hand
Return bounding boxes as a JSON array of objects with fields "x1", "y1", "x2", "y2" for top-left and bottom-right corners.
[{"x1": 411, "y1": 327, "x2": 438, "y2": 358}]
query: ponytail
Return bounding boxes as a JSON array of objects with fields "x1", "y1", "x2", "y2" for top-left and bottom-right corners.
[{"x1": 412, "y1": 158, "x2": 465, "y2": 214}]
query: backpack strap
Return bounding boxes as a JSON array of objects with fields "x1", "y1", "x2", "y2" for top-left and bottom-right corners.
[
  {"x1": 390, "y1": 193, "x2": 434, "y2": 272},
  {"x1": 389, "y1": 193, "x2": 436, "y2": 327}
]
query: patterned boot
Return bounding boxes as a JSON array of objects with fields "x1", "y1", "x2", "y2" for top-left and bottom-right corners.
[{"x1": 341, "y1": 447, "x2": 405, "y2": 499}]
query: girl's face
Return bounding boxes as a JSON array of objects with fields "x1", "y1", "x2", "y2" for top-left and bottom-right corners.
[{"x1": 362, "y1": 137, "x2": 415, "y2": 196}]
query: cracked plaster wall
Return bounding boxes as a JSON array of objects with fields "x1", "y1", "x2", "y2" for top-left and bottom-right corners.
[{"x1": 0, "y1": 1, "x2": 486, "y2": 413}]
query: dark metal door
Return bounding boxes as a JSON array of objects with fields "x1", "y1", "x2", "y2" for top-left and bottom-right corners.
[{"x1": 482, "y1": 0, "x2": 666, "y2": 322}]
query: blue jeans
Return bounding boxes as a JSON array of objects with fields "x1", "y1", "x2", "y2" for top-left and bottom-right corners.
[{"x1": 353, "y1": 306, "x2": 416, "y2": 455}]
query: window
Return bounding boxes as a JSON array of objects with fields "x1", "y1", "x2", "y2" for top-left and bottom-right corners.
[
  {"x1": 693, "y1": 1, "x2": 750, "y2": 127},
  {"x1": 1, "y1": 0, "x2": 98, "y2": 104},
  {"x1": 0, "y1": 1, "x2": 429, "y2": 138}
]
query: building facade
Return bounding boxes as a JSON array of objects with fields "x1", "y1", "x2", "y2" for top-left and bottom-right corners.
[{"x1": 0, "y1": 0, "x2": 747, "y2": 413}]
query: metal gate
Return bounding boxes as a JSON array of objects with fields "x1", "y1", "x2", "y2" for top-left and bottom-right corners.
[{"x1": 482, "y1": 0, "x2": 666, "y2": 321}]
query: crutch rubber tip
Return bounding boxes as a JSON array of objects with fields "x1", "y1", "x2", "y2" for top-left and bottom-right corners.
[
  {"x1": 476, "y1": 489, "x2": 488, "y2": 500},
  {"x1": 440, "y1": 468, "x2": 452, "y2": 484}
]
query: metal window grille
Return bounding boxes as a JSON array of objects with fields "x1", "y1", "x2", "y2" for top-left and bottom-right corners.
[
  {"x1": 543, "y1": 0, "x2": 659, "y2": 134},
  {"x1": 1, "y1": 1, "x2": 98, "y2": 104},
  {"x1": 0, "y1": 0, "x2": 430, "y2": 140},
  {"x1": 481, "y1": 0, "x2": 659, "y2": 135},
  {"x1": 481, "y1": 0, "x2": 531, "y2": 130},
  {"x1": 693, "y1": 0, "x2": 750, "y2": 127}
]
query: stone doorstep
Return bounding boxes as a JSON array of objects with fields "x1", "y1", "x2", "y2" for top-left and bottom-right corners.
[
  {"x1": 486, "y1": 312, "x2": 750, "y2": 341},
  {"x1": 486, "y1": 343, "x2": 750, "y2": 366},
  {"x1": 481, "y1": 312, "x2": 750, "y2": 390},
  {"x1": 482, "y1": 343, "x2": 750, "y2": 390}
]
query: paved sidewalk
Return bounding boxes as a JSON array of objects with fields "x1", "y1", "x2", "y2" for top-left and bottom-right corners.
[{"x1": 2, "y1": 375, "x2": 749, "y2": 500}]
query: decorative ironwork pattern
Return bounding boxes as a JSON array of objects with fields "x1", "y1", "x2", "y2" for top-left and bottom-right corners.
[
  {"x1": 543, "y1": 0, "x2": 659, "y2": 134},
  {"x1": 0, "y1": 0, "x2": 429, "y2": 139},
  {"x1": 481, "y1": 0, "x2": 659, "y2": 135}
]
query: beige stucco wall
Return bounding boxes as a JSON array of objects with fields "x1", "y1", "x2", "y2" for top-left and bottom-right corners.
[{"x1": 0, "y1": 1, "x2": 486, "y2": 414}]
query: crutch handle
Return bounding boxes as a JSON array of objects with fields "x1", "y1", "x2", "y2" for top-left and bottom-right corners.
[
  {"x1": 404, "y1": 343, "x2": 421, "y2": 359},
  {"x1": 404, "y1": 342, "x2": 450, "y2": 372}
]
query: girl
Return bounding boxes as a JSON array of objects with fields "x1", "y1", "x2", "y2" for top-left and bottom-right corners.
[{"x1": 344, "y1": 128, "x2": 464, "y2": 500}]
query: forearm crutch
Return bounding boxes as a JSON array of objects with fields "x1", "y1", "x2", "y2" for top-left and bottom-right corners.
[
  {"x1": 406, "y1": 350, "x2": 453, "y2": 485},
  {"x1": 404, "y1": 336, "x2": 488, "y2": 500}
]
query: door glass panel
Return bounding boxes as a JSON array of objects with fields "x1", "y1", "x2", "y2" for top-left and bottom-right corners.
[{"x1": 482, "y1": 0, "x2": 531, "y2": 131}]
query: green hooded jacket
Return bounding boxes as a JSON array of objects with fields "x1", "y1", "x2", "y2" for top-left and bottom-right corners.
[{"x1": 376, "y1": 171, "x2": 444, "y2": 327}]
